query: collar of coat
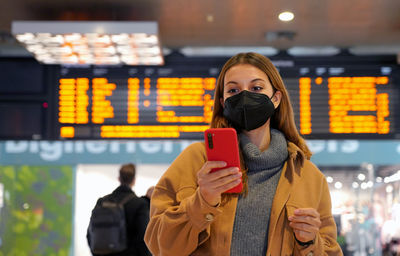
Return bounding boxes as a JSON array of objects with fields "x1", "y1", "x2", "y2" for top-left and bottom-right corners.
[{"x1": 287, "y1": 141, "x2": 306, "y2": 173}]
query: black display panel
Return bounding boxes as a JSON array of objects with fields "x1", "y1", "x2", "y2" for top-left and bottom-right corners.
[
  {"x1": 55, "y1": 55, "x2": 400, "y2": 140},
  {"x1": 0, "y1": 58, "x2": 44, "y2": 94},
  {"x1": 0, "y1": 102, "x2": 45, "y2": 139}
]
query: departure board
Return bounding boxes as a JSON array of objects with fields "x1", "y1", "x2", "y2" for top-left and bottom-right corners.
[
  {"x1": 286, "y1": 75, "x2": 394, "y2": 139},
  {"x1": 56, "y1": 56, "x2": 400, "y2": 139},
  {"x1": 58, "y1": 75, "x2": 215, "y2": 139}
]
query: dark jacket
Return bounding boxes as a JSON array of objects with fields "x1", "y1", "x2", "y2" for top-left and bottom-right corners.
[{"x1": 87, "y1": 185, "x2": 151, "y2": 256}]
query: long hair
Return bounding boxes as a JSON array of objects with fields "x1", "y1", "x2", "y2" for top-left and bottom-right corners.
[{"x1": 210, "y1": 52, "x2": 312, "y2": 196}]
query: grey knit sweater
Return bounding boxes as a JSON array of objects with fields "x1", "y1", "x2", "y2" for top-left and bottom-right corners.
[{"x1": 230, "y1": 129, "x2": 288, "y2": 256}]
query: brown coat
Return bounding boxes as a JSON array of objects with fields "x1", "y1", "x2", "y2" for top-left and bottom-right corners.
[{"x1": 144, "y1": 142, "x2": 343, "y2": 256}]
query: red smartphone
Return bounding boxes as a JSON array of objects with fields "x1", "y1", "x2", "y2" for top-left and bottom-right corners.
[{"x1": 204, "y1": 128, "x2": 243, "y2": 193}]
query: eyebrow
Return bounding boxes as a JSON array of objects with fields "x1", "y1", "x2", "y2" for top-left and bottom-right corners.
[{"x1": 225, "y1": 78, "x2": 266, "y2": 85}]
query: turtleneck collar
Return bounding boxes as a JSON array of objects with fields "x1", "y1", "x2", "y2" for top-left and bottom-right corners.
[{"x1": 239, "y1": 129, "x2": 288, "y2": 172}]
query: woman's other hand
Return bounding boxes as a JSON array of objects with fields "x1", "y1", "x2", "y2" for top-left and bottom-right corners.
[{"x1": 288, "y1": 208, "x2": 321, "y2": 243}]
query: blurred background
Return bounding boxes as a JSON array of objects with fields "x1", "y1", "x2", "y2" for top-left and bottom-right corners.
[{"x1": 1, "y1": 0, "x2": 400, "y2": 255}]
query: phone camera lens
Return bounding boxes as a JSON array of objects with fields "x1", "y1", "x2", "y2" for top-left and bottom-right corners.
[{"x1": 207, "y1": 133, "x2": 213, "y2": 149}]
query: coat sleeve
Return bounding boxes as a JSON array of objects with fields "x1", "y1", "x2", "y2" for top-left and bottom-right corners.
[
  {"x1": 144, "y1": 143, "x2": 222, "y2": 256},
  {"x1": 294, "y1": 165, "x2": 343, "y2": 256}
]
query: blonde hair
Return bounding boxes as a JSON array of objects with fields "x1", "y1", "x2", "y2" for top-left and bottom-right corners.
[{"x1": 210, "y1": 52, "x2": 312, "y2": 196}]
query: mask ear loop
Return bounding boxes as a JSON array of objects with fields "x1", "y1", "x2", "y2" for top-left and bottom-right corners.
[{"x1": 270, "y1": 89, "x2": 277, "y2": 102}]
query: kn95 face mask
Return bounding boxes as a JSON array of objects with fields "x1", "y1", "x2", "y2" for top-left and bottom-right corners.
[{"x1": 223, "y1": 90, "x2": 275, "y2": 131}]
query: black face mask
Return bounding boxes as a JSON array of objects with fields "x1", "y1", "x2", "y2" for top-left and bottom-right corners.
[{"x1": 223, "y1": 90, "x2": 276, "y2": 131}]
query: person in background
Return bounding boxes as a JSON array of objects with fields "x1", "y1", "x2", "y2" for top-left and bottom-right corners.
[
  {"x1": 144, "y1": 52, "x2": 343, "y2": 255},
  {"x1": 141, "y1": 186, "x2": 155, "y2": 207},
  {"x1": 87, "y1": 163, "x2": 151, "y2": 256}
]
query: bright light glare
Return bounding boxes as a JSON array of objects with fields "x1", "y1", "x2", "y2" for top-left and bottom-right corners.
[
  {"x1": 279, "y1": 11, "x2": 294, "y2": 22},
  {"x1": 334, "y1": 181, "x2": 343, "y2": 189},
  {"x1": 384, "y1": 171, "x2": 400, "y2": 183},
  {"x1": 357, "y1": 173, "x2": 366, "y2": 181},
  {"x1": 361, "y1": 182, "x2": 368, "y2": 190},
  {"x1": 15, "y1": 33, "x2": 163, "y2": 65},
  {"x1": 326, "y1": 176, "x2": 333, "y2": 183}
]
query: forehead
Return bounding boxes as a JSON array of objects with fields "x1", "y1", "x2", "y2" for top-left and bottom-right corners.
[{"x1": 224, "y1": 64, "x2": 268, "y2": 82}]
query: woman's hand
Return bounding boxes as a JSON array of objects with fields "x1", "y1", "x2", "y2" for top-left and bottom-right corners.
[
  {"x1": 197, "y1": 161, "x2": 242, "y2": 206},
  {"x1": 288, "y1": 208, "x2": 321, "y2": 243}
]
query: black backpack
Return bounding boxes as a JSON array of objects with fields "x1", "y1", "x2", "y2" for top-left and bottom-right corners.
[{"x1": 88, "y1": 193, "x2": 135, "y2": 254}]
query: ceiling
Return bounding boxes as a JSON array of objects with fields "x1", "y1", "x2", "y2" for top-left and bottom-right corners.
[{"x1": 1, "y1": 0, "x2": 400, "y2": 55}]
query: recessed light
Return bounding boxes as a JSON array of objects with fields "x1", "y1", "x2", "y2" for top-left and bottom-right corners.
[
  {"x1": 206, "y1": 14, "x2": 214, "y2": 23},
  {"x1": 278, "y1": 11, "x2": 294, "y2": 22}
]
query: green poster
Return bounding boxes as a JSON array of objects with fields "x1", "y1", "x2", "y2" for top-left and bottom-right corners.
[{"x1": 0, "y1": 166, "x2": 73, "y2": 256}]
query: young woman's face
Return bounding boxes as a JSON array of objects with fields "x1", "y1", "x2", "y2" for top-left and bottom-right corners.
[{"x1": 222, "y1": 64, "x2": 275, "y2": 102}]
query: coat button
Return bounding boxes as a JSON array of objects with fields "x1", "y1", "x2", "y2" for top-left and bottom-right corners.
[
  {"x1": 205, "y1": 213, "x2": 214, "y2": 221},
  {"x1": 306, "y1": 252, "x2": 313, "y2": 256}
]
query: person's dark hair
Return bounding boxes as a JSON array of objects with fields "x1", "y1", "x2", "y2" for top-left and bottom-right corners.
[{"x1": 119, "y1": 163, "x2": 136, "y2": 185}]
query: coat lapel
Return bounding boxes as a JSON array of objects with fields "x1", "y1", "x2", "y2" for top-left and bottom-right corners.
[{"x1": 266, "y1": 142, "x2": 304, "y2": 254}]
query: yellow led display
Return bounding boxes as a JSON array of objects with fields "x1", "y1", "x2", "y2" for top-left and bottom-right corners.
[
  {"x1": 299, "y1": 77, "x2": 312, "y2": 134},
  {"x1": 58, "y1": 77, "x2": 216, "y2": 139},
  {"x1": 327, "y1": 76, "x2": 390, "y2": 134},
  {"x1": 60, "y1": 126, "x2": 75, "y2": 138},
  {"x1": 92, "y1": 78, "x2": 115, "y2": 124},
  {"x1": 58, "y1": 74, "x2": 393, "y2": 139},
  {"x1": 59, "y1": 78, "x2": 89, "y2": 124},
  {"x1": 156, "y1": 77, "x2": 214, "y2": 123},
  {"x1": 100, "y1": 125, "x2": 209, "y2": 138},
  {"x1": 128, "y1": 78, "x2": 140, "y2": 124}
]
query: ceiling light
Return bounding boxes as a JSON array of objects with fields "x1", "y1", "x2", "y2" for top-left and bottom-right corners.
[
  {"x1": 287, "y1": 46, "x2": 340, "y2": 56},
  {"x1": 349, "y1": 45, "x2": 400, "y2": 55},
  {"x1": 12, "y1": 21, "x2": 164, "y2": 65},
  {"x1": 180, "y1": 46, "x2": 278, "y2": 57},
  {"x1": 278, "y1": 11, "x2": 294, "y2": 22}
]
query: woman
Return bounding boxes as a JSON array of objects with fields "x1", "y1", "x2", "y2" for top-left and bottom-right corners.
[{"x1": 144, "y1": 52, "x2": 343, "y2": 256}]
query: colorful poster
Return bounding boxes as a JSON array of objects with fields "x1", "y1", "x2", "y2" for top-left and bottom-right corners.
[{"x1": 0, "y1": 166, "x2": 73, "y2": 256}]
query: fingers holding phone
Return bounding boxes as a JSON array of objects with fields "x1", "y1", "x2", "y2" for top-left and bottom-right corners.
[{"x1": 197, "y1": 161, "x2": 242, "y2": 206}]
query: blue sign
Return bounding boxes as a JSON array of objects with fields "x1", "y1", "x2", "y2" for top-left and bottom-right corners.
[{"x1": 0, "y1": 140, "x2": 399, "y2": 166}]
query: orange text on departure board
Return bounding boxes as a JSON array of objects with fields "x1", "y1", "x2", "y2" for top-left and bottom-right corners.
[
  {"x1": 59, "y1": 78, "x2": 89, "y2": 124},
  {"x1": 100, "y1": 125, "x2": 209, "y2": 138},
  {"x1": 156, "y1": 77, "x2": 216, "y2": 124},
  {"x1": 58, "y1": 77, "x2": 217, "y2": 138},
  {"x1": 328, "y1": 76, "x2": 389, "y2": 134},
  {"x1": 299, "y1": 77, "x2": 312, "y2": 134},
  {"x1": 92, "y1": 78, "x2": 116, "y2": 123}
]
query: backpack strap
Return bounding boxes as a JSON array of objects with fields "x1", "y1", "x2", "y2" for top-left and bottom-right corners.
[{"x1": 118, "y1": 193, "x2": 136, "y2": 207}]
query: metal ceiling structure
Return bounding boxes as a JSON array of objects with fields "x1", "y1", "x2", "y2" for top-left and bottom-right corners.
[{"x1": 0, "y1": 0, "x2": 400, "y2": 56}]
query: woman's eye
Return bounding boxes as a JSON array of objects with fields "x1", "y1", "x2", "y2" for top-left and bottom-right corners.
[
  {"x1": 227, "y1": 88, "x2": 239, "y2": 93},
  {"x1": 252, "y1": 86, "x2": 263, "y2": 91}
]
